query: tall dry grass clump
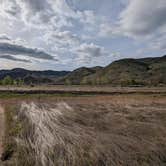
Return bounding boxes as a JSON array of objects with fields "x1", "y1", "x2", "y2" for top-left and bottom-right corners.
[{"x1": 15, "y1": 102, "x2": 108, "y2": 166}]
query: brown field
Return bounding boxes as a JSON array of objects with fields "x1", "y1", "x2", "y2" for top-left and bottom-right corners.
[
  {"x1": 0, "y1": 89, "x2": 166, "y2": 166},
  {"x1": 0, "y1": 85, "x2": 166, "y2": 94}
]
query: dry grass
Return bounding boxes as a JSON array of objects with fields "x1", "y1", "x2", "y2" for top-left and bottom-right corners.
[
  {"x1": 0, "y1": 85, "x2": 166, "y2": 95},
  {"x1": 1, "y1": 94, "x2": 166, "y2": 166}
]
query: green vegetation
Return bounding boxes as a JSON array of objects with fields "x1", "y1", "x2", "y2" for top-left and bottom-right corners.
[
  {"x1": 1, "y1": 105, "x2": 23, "y2": 165},
  {"x1": 57, "y1": 55, "x2": 166, "y2": 86},
  {"x1": 0, "y1": 92, "x2": 88, "y2": 99},
  {"x1": 58, "y1": 67, "x2": 100, "y2": 85},
  {"x1": 0, "y1": 76, "x2": 24, "y2": 86},
  {"x1": 0, "y1": 76, "x2": 13, "y2": 86},
  {"x1": 65, "y1": 78, "x2": 72, "y2": 85},
  {"x1": 120, "y1": 79, "x2": 145, "y2": 87}
]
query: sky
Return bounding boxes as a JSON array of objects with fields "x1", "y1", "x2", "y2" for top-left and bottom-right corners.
[{"x1": 0, "y1": 0, "x2": 165, "y2": 70}]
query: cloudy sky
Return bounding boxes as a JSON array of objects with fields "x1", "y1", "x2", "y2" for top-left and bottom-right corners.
[{"x1": 0, "y1": 0, "x2": 165, "y2": 70}]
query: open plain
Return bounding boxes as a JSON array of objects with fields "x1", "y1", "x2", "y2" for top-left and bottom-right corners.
[{"x1": 0, "y1": 87, "x2": 165, "y2": 166}]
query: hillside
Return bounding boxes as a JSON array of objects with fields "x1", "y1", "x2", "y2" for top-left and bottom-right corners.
[
  {"x1": 57, "y1": 55, "x2": 166, "y2": 86},
  {"x1": 56, "y1": 66, "x2": 103, "y2": 85},
  {"x1": 0, "y1": 68, "x2": 70, "y2": 84},
  {"x1": 0, "y1": 55, "x2": 165, "y2": 86}
]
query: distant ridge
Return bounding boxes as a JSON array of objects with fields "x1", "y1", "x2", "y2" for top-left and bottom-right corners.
[
  {"x1": 0, "y1": 55, "x2": 166, "y2": 86},
  {"x1": 0, "y1": 68, "x2": 70, "y2": 84}
]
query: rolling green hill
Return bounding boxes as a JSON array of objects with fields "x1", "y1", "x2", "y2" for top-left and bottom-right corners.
[
  {"x1": 56, "y1": 66, "x2": 103, "y2": 85},
  {"x1": 57, "y1": 55, "x2": 166, "y2": 86}
]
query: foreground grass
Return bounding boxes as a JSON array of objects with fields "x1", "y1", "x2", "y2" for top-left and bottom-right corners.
[
  {"x1": 1, "y1": 104, "x2": 22, "y2": 166},
  {"x1": 1, "y1": 96, "x2": 166, "y2": 166}
]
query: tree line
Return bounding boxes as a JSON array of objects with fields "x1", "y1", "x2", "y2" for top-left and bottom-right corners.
[{"x1": 0, "y1": 76, "x2": 24, "y2": 86}]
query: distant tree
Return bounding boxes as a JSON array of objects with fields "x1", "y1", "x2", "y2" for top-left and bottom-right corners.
[
  {"x1": 17, "y1": 78, "x2": 24, "y2": 86},
  {"x1": 2, "y1": 76, "x2": 13, "y2": 85},
  {"x1": 13, "y1": 80, "x2": 18, "y2": 86},
  {"x1": 81, "y1": 77, "x2": 88, "y2": 85},
  {"x1": 90, "y1": 78, "x2": 96, "y2": 85},
  {"x1": 95, "y1": 77, "x2": 100, "y2": 85},
  {"x1": 65, "y1": 79, "x2": 71, "y2": 85},
  {"x1": 100, "y1": 77, "x2": 110, "y2": 85}
]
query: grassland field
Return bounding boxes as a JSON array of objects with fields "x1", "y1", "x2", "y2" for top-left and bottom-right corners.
[{"x1": 0, "y1": 86, "x2": 165, "y2": 166}]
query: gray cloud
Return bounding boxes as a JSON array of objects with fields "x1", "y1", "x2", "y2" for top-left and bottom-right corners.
[
  {"x1": 118, "y1": 0, "x2": 166, "y2": 38},
  {"x1": 75, "y1": 43, "x2": 108, "y2": 63},
  {"x1": 1, "y1": 0, "x2": 101, "y2": 29},
  {"x1": 0, "y1": 42, "x2": 54, "y2": 60},
  {"x1": 0, "y1": 34, "x2": 11, "y2": 41},
  {"x1": 76, "y1": 43, "x2": 107, "y2": 57},
  {"x1": 0, "y1": 55, "x2": 31, "y2": 63},
  {"x1": 1, "y1": 0, "x2": 21, "y2": 18},
  {"x1": 45, "y1": 31, "x2": 80, "y2": 47},
  {"x1": 16, "y1": 0, "x2": 53, "y2": 24}
]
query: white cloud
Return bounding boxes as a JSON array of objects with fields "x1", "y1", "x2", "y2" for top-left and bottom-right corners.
[
  {"x1": 0, "y1": 34, "x2": 11, "y2": 41},
  {"x1": 99, "y1": 23, "x2": 114, "y2": 37},
  {"x1": 0, "y1": 0, "x2": 101, "y2": 30},
  {"x1": 45, "y1": 31, "x2": 80, "y2": 46},
  {"x1": 118, "y1": 0, "x2": 166, "y2": 38},
  {"x1": 74, "y1": 43, "x2": 108, "y2": 64},
  {"x1": 0, "y1": 0, "x2": 21, "y2": 18}
]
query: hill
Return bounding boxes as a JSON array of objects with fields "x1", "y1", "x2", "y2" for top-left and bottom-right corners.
[
  {"x1": 0, "y1": 55, "x2": 165, "y2": 86},
  {"x1": 56, "y1": 55, "x2": 166, "y2": 86},
  {"x1": 0, "y1": 68, "x2": 70, "y2": 84},
  {"x1": 56, "y1": 66, "x2": 103, "y2": 85}
]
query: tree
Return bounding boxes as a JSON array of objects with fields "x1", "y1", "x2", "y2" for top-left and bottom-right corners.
[
  {"x1": 65, "y1": 79, "x2": 71, "y2": 85},
  {"x1": 2, "y1": 76, "x2": 13, "y2": 85},
  {"x1": 17, "y1": 78, "x2": 24, "y2": 86},
  {"x1": 81, "y1": 77, "x2": 88, "y2": 85}
]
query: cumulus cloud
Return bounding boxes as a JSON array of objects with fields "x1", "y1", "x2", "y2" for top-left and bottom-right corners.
[
  {"x1": 118, "y1": 0, "x2": 166, "y2": 38},
  {"x1": 1, "y1": 0, "x2": 21, "y2": 18},
  {"x1": 0, "y1": 0, "x2": 165, "y2": 70},
  {"x1": 0, "y1": 0, "x2": 99, "y2": 29},
  {"x1": 0, "y1": 34, "x2": 11, "y2": 41},
  {"x1": 99, "y1": 23, "x2": 114, "y2": 37},
  {"x1": 0, "y1": 55, "x2": 31, "y2": 63},
  {"x1": 45, "y1": 30, "x2": 80, "y2": 46},
  {"x1": 74, "y1": 43, "x2": 108, "y2": 63},
  {"x1": 0, "y1": 42, "x2": 54, "y2": 60},
  {"x1": 16, "y1": 0, "x2": 53, "y2": 25}
]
